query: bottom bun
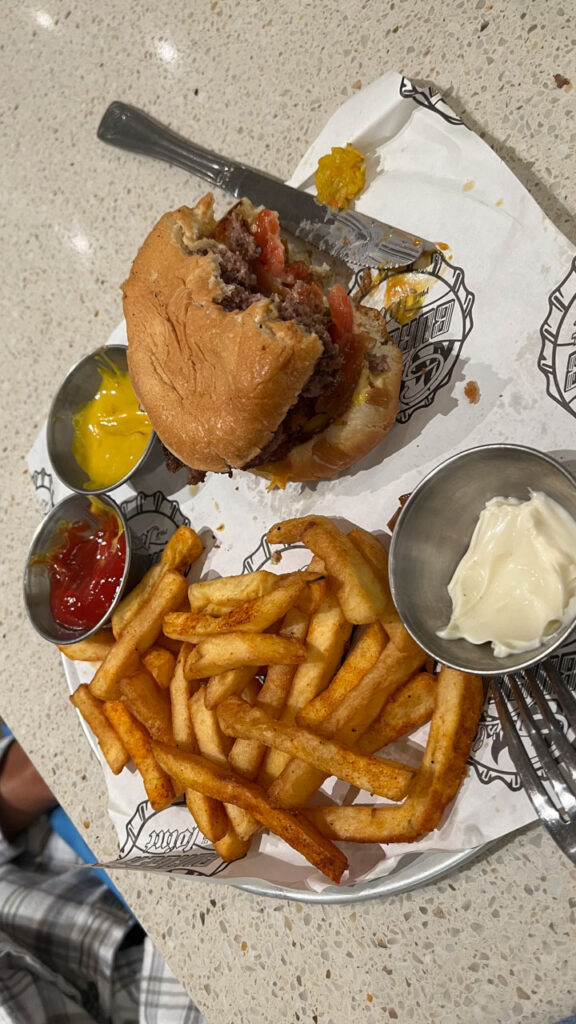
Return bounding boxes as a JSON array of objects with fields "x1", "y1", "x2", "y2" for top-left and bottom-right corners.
[{"x1": 254, "y1": 339, "x2": 402, "y2": 487}]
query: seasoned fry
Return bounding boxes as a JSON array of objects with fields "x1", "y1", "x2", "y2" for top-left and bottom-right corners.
[
  {"x1": 303, "y1": 668, "x2": 484, "y2": 843},
  {"x1": 282, "y1": 593, "x2": 351, "y2": 722},
  {"x1": 160, "y1": 525, "x2": 204, "y2": 573},
  {"x1": 111, "y1": 563, "x2": 164, "y2": 640},
  {"x1": 228, "y1": 606, "x2": 310, "y2": 780},
  {"x1": 90, "y1": 570, "x2": 188, "y2": 700},
  {"x1": 259, "y1": 592, "x2": 351, "y2": 787},
  {"x1": 213, "y1": 827, "x2": 250, "y2": 862},
  {"x1": 170, "y1": 645, "x2": 196, "y2": 750},
  {"x1": 187, "y1": 571, "x2": 279, "y2": 614},
  {"x1": 315, "y1": 639, "x2": 428, "y2": 743},
  {"x1": 142, "y1": 646, "x2": 176, "y2": 689},
  {"x1": 219, "y1": 697, "x2": 414, "y2": 801},
  {"x1": 265, "y1": 515, "x2": 326, "y2": 545},
  {"x1": 156, "y1": 633, "x2": 183, "y2": 655},
  {"x1": 348, "y1": 527, "x2": 422, "y2": 655},
  {"x1": 60, "y1": 629, "x2": 115, "y2": 662},
  {"x1": 296, "y1": 622, "x2": 386, "y2": 730},
  {"x1": 268, "y1": 639, "x2": 427, "y2": 809},
  {"x1": 112, "y1": 526, "x2": 203, "y2": 638},
  {"x1": 204, "y1": 667, "x2": 256, "y2": 710},
  {"x1": 184, "y1": 633, "x2": 307, "y2": 680},
  {"x1": 267, "y1": 516, "x2": 389, "y2": 624},
  {"x1": 185, "y1": 789, "x2": 228, "y2": 844},
  {"x1": 119, "y1": 668, "x2": 175, "y2": 745},
  {"x1": 153, "y1": 742, "x2": 348, "y2": 883},
  {"x1": 164, "y1": 576, "x2": 311, "y2": 642},
  {"x1": 70, "y1": 684, "x2": 128, "y2": 774},
  {"x1": 189, "y1": 689, "x2": 233, "y2": 765},
  {"x1": 189, "y1": 688, "x2": 248, "y2": 843},
  {"x1": 103, "y1": 701, "x2": 175, "y2": 810},
  {"x1": 357, "y1": 672, "x2": 438, "y2": 754}
]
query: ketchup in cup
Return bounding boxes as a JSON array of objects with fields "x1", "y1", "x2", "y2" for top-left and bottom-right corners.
[{"x1": 43, "y1": 500, "x2": 126, "y2": 631}]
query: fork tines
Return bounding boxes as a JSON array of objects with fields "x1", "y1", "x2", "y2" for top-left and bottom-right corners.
[{"x1": 491, "y1": 661, "x2": 576, "y2": 864}]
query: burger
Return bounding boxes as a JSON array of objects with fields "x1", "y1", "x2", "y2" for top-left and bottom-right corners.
[{"x1": 122, "y1": 193, "x2": 402, "y2": 487}]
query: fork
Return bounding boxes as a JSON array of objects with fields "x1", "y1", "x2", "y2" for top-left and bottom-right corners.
[{"x1": 491, "y1": 662, "x2": 576, "y2": 863}]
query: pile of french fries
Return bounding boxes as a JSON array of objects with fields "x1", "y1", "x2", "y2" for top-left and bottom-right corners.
[{"x1": 64, "y1": 517, "x2": 484, "y2": 884}]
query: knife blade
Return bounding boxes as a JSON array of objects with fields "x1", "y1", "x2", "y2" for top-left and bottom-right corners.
[{"x1": 97, "y1": 101, "x2": 437, "y2": 269}]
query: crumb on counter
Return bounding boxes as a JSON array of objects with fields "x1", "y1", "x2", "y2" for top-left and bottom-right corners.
[
  {"x1": 464, "y1": 380, "x2": 480, "y2": 404},
  {"x1": 554, "y1": 73, "x2": 571, "y2": 89},
  {"x1": 216, "y1": 523, "x2": 225, "y2": 532}
]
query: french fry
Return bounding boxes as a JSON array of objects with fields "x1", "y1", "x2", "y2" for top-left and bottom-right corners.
[
  {"x1": 161, "y1": 525, "x2": 204, "y2": 573},
  {"x1": 184, "y1": 633, "x2": 307, "y2": 680},
  {"x1": 156, "y1": 633, "x2": 183, "y2": 655},
  {"x1": 204, "y1": 667, "x2": 256, "y2": 710},
  {"x1": 164, "y1": 575, "x2": 312, "y2": 642},
  {"x1": 213, "y1": 827, "x2": 250, "y2": 862},
  {"x1": 142, "y1": 646, "x2": 176, "y2": 689},
  {"x1": 90, "y1": 570, "x2": 188, "y2": 700},
  {"x1": 225, "y1": 609, "x2": 311, "y2": 841},
  {"x1": 112, "y1": 526, "x2": 203, "y2": 638},
  {"x1": 103, "y1": 701, "x2": 175, "y2": 810},
  {"x1": 296, "y1": 622, "x2": 386, "y2": 730},
  {"x1": 189, "y1": 689, "x2": 233, "y2": 765},
  {"x1": 259, "y1": 592, "x2": 351, "y2": 787},
  {"x1": 170, "y1": 645, "x2": 196, "y2": 750},
  {"x1": 153, "y1": 742, "x2": 348, "y2": 883},
  {"x1": 348, "y1": 527, "x2": 423, "y2": 656},
  {"x1": 70, "y1": 684, "x2": 128, "y2": 774},
  {"x1": 315, "y1": 640, "x2": 428, "y2": 743},
  {"x1": 303, "y1": 668, "x2": 484, "y2": 843},
  {"x1": 357, "y1": 672, "x2": 438, "y2": 754},
  {"x1": 185, "y1": 789, "x2": 228, "y2": 844},
  {"x1": 219, "y1": 697, "x2": 414, "y2": 802},
  {"x1": 111, "y1": 563, "x2": 164, "y2": 640},
  {"x1": 267, "y1": 638, "x2": 427, "y2": 809},
  {"x1": 119, "y1": 668, "x2": 175, "y2": 745},
  {"x1": 187, "y1": 571, "x2": 279, "y2": 614},
  {"x1": 189, "y1": 687, "x2": 244, "y2": 843},
  {"x1": 60, "y1": 629, "x2": 115, "y2": 662},
  {"x1": 228, "y1": 606, "x2": 310, "y2": 780},
  {"x1": 265, "y1": 515, "x2": 326, "y2": 544},
  {"x1": 267, "y1": 516, "x2": 389, "y2": 624}
]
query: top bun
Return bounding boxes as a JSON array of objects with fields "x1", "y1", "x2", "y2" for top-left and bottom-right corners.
[{"x1": 123, "y1": 196, "x2": 323, "y2": 472}]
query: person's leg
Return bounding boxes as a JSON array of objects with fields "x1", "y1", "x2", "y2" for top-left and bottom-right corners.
[{"x1": 0, "y1": 740, "x2": 56, "y2": 842}]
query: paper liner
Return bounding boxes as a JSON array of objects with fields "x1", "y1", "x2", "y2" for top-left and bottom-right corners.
[{"x1": 28, "y1": 72, "x2": 576, "y2": 894}]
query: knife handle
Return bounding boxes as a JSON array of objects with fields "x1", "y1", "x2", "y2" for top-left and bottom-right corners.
[{"x1": 97, "y1": 101, "x2": 242, "y2": 193}]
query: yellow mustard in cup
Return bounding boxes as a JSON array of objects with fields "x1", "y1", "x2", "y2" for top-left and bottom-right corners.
[{"x1": 72, "y1": 355, "x2": 152, "y2": 490}]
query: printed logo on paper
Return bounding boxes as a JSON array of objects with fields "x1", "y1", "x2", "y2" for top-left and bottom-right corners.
[
  {"x1": 115, "y1": 799, "x2": 231, "y2": 876},
  {"x1": 538, "y1": 256, "x2": 576, "y2": 419},
  {"x1": 352, "y1": 252, "x2": 475, "y2": 423},
  {"x1": 31, "y1": 467, "x2": 55, "y2": 515},
  {"x1": 121, "y1": 491, "x2": 190, "y2": 563},
  {"x1": 468, "y1": 636, "x2": 576, "y2": 790},
  {"x1": 399, "y1": 76, "x2": 466, "y2": 127}
]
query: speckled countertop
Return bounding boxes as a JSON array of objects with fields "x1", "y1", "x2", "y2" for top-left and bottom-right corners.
[{"x1": 2, "y1": 2, "x2": 576, "y2": 1021}]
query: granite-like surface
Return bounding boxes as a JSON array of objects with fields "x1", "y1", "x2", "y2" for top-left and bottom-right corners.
[{"x1": 1, "y1": 1, "x2": 575, "y2": 1021}]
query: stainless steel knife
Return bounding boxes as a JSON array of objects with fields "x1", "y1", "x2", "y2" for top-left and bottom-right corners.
[{"x1": 97, "y1": 101, "x2": 437, "y2": 269}]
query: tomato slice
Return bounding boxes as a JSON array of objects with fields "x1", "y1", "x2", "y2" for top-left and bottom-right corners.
[
  {"x1": 253, "y1": 209, "x2": 286, "y2": 278},
  {"x1": 327, "y1": 284, "x2": 354, "y2": 338}
]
